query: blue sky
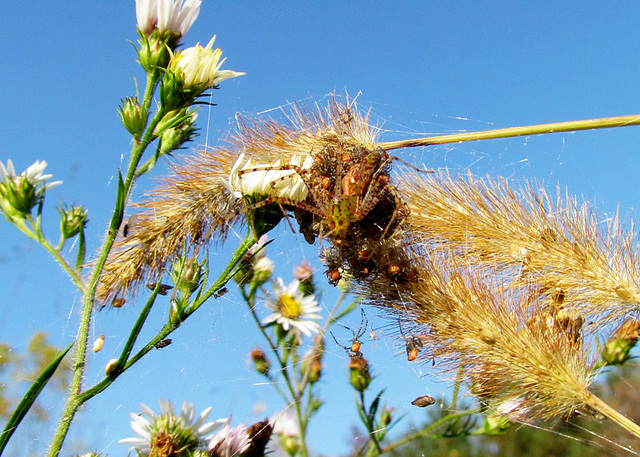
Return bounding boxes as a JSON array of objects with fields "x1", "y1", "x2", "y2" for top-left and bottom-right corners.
[{"x1": 1, "y1": 2, "x2": 640, "y2": 455}]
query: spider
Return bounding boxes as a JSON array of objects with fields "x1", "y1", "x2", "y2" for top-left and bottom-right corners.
[
  {"x1": 231, "y1": 143, "x2": 423, "y2": 283},
  {"x1": 331, "y1": 309, "x2": 369, "y2": 358},
  {"x1": 234, "y1": 144, "x2": 404, "y2": 240},
  {"x1": 399, "y1": 319, "x2": 424, "y2": 362}
]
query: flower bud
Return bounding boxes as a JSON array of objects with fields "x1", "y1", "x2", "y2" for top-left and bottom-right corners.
[
  {"x1": 473, "y1": 413, "x2": 511, "y2": 436},
  {"x1": 348, "y1": 355, "x2": 371, "y2": 392},
  {"x1": 300, "y1": 347, "x2": 323, "y2": 383},
  {"x1": 601, "y1": 319, "x2": 640, "y2": 366},
  {"x1": 170, "y1": 256, "x2": 203, "y2": 296},
  {"x1": 250, "y1": 348, "x2": 270, "y2": 376},
  {"x1": 161, "y1": 36, "x2": 244, "y2": 110},
  {"x1": 158, "y1": 111, "x2": 197, "y2": 154},
  {"x1": 294, "y1": 260, "x2": 315, "y2": 296},
  {"x1": 58, "y1": 204, "x2": 88, "y2": 240},
  {"x1": 252, "y1": 257, "x2": 274, "y2": 286},
  {"x1": 280, "y1": 436, "x2": 300, "y2": 457},
  {"x1": 118, "y1": 96, "x2": 148, "y2": 139},
  {"x1": 379, "y1": 406, "x2": 393, "y2": 427}
]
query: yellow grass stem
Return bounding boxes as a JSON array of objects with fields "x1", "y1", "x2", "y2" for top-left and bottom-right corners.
[
  {"x1": 376, "y1": 113, "x2": 640, "y2": 150},
  {"x1": 583, "y1": 390, "x2": 640, "y2": 440}
]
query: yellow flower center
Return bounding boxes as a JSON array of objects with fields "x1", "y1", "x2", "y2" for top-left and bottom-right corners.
[
  {"x1": 278, "y1": 293, "x2": 302, "y2": 319},
  {"x1": 149, "y1": 431, "x2": 180, "y2": 457}
]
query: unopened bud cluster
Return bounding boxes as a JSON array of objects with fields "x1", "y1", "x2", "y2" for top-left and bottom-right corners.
[
  {"x1": 348, "y1": 355, "x2": 372, "y2": 392},
  {"x1": 58, "y1": 204, "x2": 88, "y2": 240}
]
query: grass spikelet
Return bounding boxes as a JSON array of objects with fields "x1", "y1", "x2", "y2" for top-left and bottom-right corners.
[
  {"x1": 369, "y1": 248, "x2": 640, "y2": 437},
  {"x1": 96, "y1": 95, "x2": 381, "y2": 303},
  {"x1": 397, "y1": 169, "x2": 640, "y2": 327},
  {"x1": 96, "y1": 147, "x2": 243, "y2": 303}
]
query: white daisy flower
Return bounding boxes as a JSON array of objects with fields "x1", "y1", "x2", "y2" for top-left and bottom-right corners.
[
  {"x1": 170, "y1": 36, "x2": 244, "y2": 91},
  {"x1": 0, "y1": 159, "x2": 62, "y2": 219},
  {"x1": 271, "y1": 408, "x2": 299, "y2": 438},
  {"x1": 0, "y1": 159, "x2": 62, "y2": 190},
  {"x1": 225, "y1": 153, "x2": 313, "y2": 202},
  {"x1": 262, "y1": 278, "x2": 321, "y2": 337},
  {"x1": 135, "y1": 0, "x2": 201, "y2": 37},
  {"x1": 207, "y1": 418, "x2": 251, "y2": 457},
  {"x1": 119, "y1": 399, "x2": 226, "y2": 455}
]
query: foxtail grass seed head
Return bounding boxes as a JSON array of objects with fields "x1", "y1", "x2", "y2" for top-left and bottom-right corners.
[
  {"x1": 369, "y1": 248, "x2": 597, "y2": 423},
  {"x1": 96, "y1": 96, "x2": 382, "y2": 303},
  {"x1": 398, "y1": 169, "x2": 640, "y2": 328}
]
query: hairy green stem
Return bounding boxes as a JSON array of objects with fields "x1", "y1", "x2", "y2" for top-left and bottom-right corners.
[
  {"x1": 380, "y1": 409, "x2": 479, "y2": 454},
  {"x1": 47, "y1": 71, "x2": 166, "y2": 457},
  {"x1": 23, "y1": 216, "x2": 86, "y2": 294},
  {"x1": 244, "y1": 281, "x2": 310, "y2": 457}
]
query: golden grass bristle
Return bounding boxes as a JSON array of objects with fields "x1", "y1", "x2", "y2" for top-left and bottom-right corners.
[
  {"x1": 374, "y1": 248, "x2": 597, "y2": 422},
  {"x1": 96, "y1": 95, "x2": 379, "y2": 303},
  {"x1": 397, "y1": 169, "x2": 640, "y2": 326}
]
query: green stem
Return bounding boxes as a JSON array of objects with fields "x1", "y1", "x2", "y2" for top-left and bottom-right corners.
[
  {"x1": 297, "y1": 290, "x2": 349, "y2": 396},
  {"x1": 244, "y1": 282, "x2": 310, "y2": 457},
  {"x1": 26, "y1": 216, "x2": 85, "y2": 294},
  {"x1": 376, "y1": 113, "x2": 640, "y2": 151},
  {"x1": 47, "y1": 71, "x2": 166, "y2": 457},
  {"x1": 51, "y1": 235, "x2": 254, "y2": 441},
  {"x1": 450, "y1": 362, "x2": 465, "y2": 411},
  {"x1": 360, "y1": 391, "x2": 382, "y2": 456},
  {"x1": 380, "y1": 410, "x2": 479, "y2": 454}
]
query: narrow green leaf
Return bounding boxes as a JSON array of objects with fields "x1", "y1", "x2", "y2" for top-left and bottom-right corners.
[
  {"x1": 0, "y1": 341, "x2": 74, "y2": 454},
  {"x1": 368, "y1": 389, "x2": 386, "y2": 424},
  {"x1": 110, "y1": 170, "x2": 126, "y2": 233},
  {"x1": 74, "y1": 229, "x2": 86, "y2": 273}
]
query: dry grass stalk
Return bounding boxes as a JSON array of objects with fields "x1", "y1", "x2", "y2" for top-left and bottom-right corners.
[
  {"x1": 397, "y1": 169, "x2": 640, "y2": 327},
  {"x1": 96, "y1": 95, "x2": 380, "y2": 303}
]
